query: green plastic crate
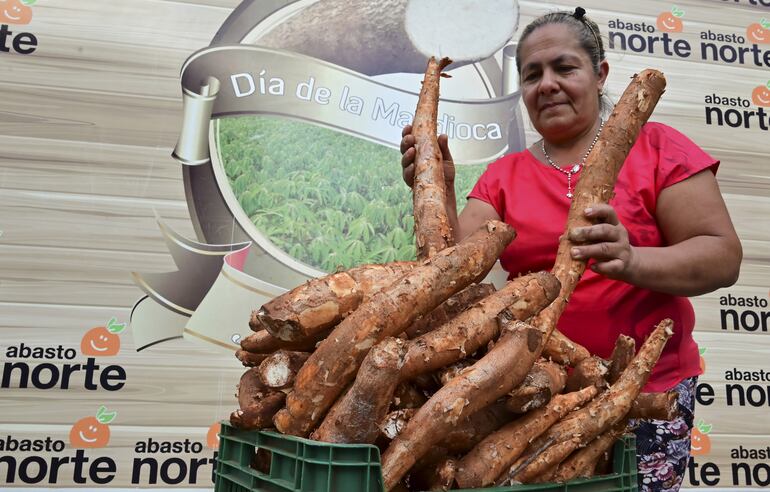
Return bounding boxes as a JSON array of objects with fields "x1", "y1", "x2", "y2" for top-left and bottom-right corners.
[{"x1": 214, "y1": 420, "x2": 638, "y2": 492}]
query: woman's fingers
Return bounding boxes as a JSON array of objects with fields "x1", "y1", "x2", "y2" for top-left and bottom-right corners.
[
  {"x1": 401, "y1": 130, "x2": 453, "y2": 163},
  {"x1": 400, "y1": 134, "x2": 416, "y2": 156},
  {"x1": 568, "y1": 223, "x2": 620, "y2": 243},
  {"x1": 571, "y1": 241, "x2": 623, "y2": 261},
  {"x1": 590, "y1": 259, "x2": 627, "y2": 276},
  {"x1": 569, "y1": 203, "x2": 635, "y2": 280},
  {"x1": 403, "y1": 162, "x2": 415, "y2": 187},
  {"x1": 400, "y1": 128, "x2": 453, "y2": 188},
  {"x1": 584, "y1": 204, "x2": 619, "y2": 225},
  {"x1": 401, "y1": 126, "x2": 415, "y2": 186},
  {"x1": 437, "y1": 134, "x2": 454, "y2": 163},
  {"x1": 401, "y1": 147, "x2": 416, "y2": 169}
]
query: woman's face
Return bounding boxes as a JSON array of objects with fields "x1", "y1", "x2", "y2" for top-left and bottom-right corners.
[{"x1": 518, "y1": 23, "x2": 608, "y2": 142}]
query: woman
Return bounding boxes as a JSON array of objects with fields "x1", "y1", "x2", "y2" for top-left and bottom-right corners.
[{"x1": 400, "y1": 8, "x2": 742, "y2": 492}]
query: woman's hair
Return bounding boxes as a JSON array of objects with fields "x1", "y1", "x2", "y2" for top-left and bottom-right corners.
[{"x1": 515, "y1": 7, "x2": 605, "y2": 76}]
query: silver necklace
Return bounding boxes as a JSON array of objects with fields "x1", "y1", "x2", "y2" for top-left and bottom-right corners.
[{"x1": 541, "y1": 119, "x2": 604, "y2": 198}]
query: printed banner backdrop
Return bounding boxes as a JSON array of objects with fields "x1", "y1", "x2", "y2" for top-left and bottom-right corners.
[{"x1": 0, "y1": 0, "x2": 768, "y2": 489}]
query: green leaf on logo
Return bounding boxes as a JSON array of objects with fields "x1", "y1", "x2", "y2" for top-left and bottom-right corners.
[
  {"x1": 760, "y1": 18, "x2": 769, "y2": 29},
  {"x1": 699, "y1": 348, "x2": 707, "y2": 356},
  {"x1": 697, "y1": 420, "x2": 712, "y2": 434},
  {"x1": 96, "y1": 406, "x2": 117, "y2": 424},
  {"x1": 107, "y1": 317, "x2": 126, "y2": 334},
  {"x1": 20, "y1": 0, "x2": 36, "y2": 5}
]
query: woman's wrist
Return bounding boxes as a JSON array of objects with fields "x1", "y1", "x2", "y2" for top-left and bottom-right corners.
[{"x1": 622, "y1": 245, "x2": 643, "y2": 285}]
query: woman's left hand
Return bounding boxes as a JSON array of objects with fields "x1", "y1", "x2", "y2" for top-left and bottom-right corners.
[{"x1": 568, "y1": 204, "x2": 638, "y2": 281}]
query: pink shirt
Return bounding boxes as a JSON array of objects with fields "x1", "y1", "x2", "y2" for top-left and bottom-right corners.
[{"x1": 468, "y1": 122, "x2": 717, "y2": 391}]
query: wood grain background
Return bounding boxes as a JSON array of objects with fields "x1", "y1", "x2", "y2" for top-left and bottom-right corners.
[{"x1": 0, "y1": 0, "x2": 768, "y2": 488}]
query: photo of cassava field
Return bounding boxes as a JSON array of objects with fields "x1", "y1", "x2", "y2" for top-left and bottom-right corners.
[{"x1": 217, "y1": 116, "x2": 486, "y2": 272}]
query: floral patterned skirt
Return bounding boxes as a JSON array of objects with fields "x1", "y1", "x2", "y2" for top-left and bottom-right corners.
[{"x1": 631, "y1": 377, "x2": 697, "y2": 492}]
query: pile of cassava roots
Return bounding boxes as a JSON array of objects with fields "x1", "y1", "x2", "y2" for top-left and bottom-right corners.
[{"x1": 230, "y1": 58, "x2": 675, "y2": 491}]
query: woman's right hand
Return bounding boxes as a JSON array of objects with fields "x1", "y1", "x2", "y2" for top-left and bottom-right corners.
[{"x1": 400, "y1": 125, "x2": 456, "y2": 189}]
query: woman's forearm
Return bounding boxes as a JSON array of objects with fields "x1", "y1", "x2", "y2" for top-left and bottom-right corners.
[
  {"x1": 445, "y1": 192, "x2": 503, "y2": 244},
  {"x1": 626, "y1": 235, "x2": 742, "y2": 297}
]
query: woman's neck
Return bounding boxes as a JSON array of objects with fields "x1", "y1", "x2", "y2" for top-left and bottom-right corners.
[{"x1": 536, "y1": 118, "x2": 603, "y2": 166}]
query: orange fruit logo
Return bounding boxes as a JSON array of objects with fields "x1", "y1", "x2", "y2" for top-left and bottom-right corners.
[
  {"x1": 0, "y1": 0, "x2": 34, "y2": 25},
  {"x1": 69, "y1": 406, "x2": 117, "y2": 448},
  {"x1": 656, "y1": 6, "x2": 684, "y2": 33},
  {"x1": 752, "y1": 81, "x2": 770, "y2": 108},
  {"x1": 699, "y1": 347, "x2": 707, "y2": 372},
  {"x1": 81, "y1": 318, "x2": 125, "y2": 357},
  {"x1": 206, "y1": 422, "x2": 221, "y2": 450},
  {"x1": 746, "y1": 19, "x2": 770, "y2": 44},
  {"x1": 691, "y1": 419, "x2": 712, "y2": 456}
]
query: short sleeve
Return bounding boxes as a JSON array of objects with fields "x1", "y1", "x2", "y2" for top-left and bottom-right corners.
[
  {"x1": 467, "y1": 159, "x2": 507, "y2": 218},
  {"x1": 652, "y1": 123, "x2": 719, "y2": 193}
]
